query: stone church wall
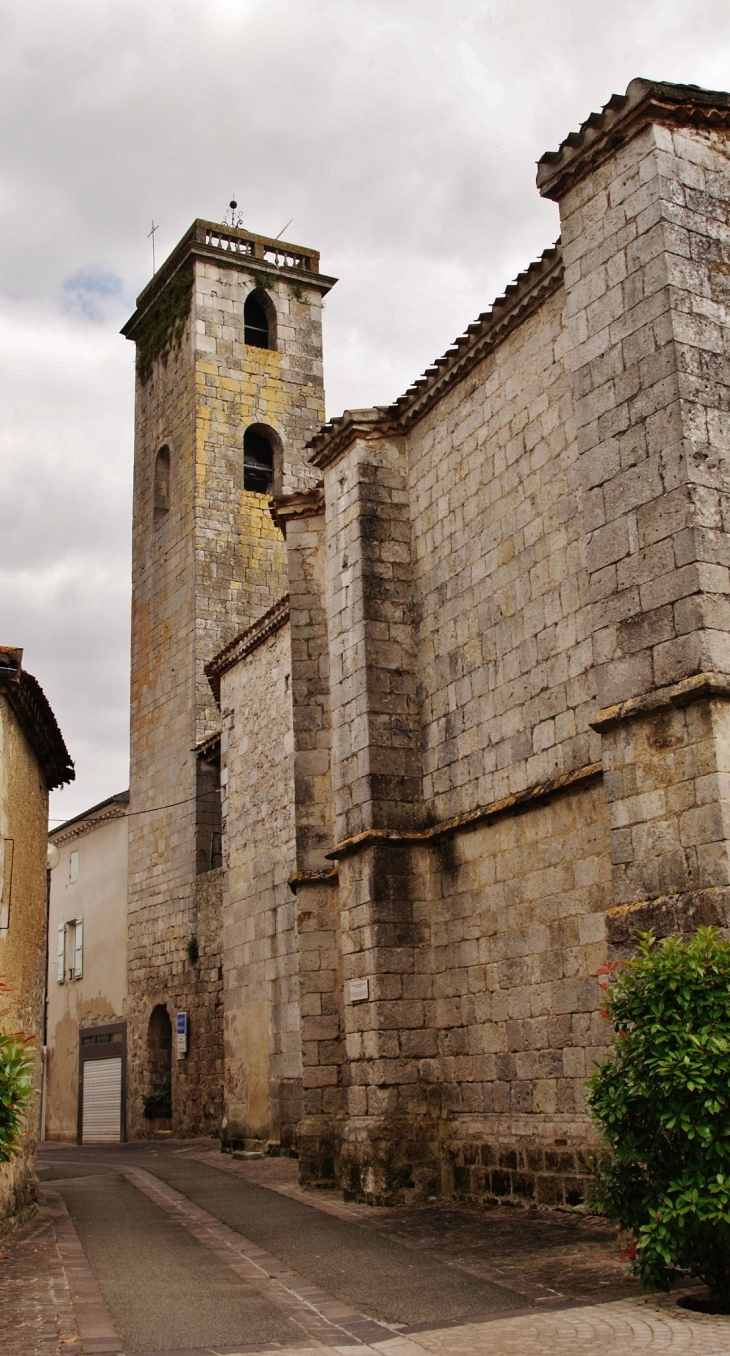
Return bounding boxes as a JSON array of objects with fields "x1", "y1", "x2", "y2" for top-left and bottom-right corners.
[
  {"x1": 305, "y1": 270, "x2": 615, "y2": 1203},
  {"x1": 299, "y1": 79, "x2": 730, "y2": 1205},
  {"x1": 218, "y1": 619, "x2": 300, "y2": 1149},
  {"x1": 135, "y1": 81, "x2": 730, "y2": 1207},
  {"x1": 409, "y1": 283, "x2": 600, "y2": 820}
]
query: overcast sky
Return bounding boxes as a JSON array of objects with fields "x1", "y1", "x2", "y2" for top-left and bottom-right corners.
[{"x1": 2, "y1": 0, "x2": 730, "y2": 824}]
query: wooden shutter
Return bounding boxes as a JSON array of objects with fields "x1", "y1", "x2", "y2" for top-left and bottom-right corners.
[
  {"x1": 0, "y1": 839, "x2": 12, "y2": 930},
  {"x1": 73, "y1": 918, "x2": 83, "y2": 980},
  {"x1": 57, "y1": 924, "x2": 66, "y2": 983}
]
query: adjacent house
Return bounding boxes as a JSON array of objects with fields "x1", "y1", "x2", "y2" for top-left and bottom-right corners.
[
  {"x1": 46, "y1": 792, "x2": 129, "y2": 1143},
  {"x1": 0, "y1": 646, "x2": 73, "y2": 1227}
]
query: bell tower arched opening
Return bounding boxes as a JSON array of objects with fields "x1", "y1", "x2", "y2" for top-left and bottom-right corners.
[
  {"x1": 244, "y1": 289, "x2": 276, "y2": 350},
  {"x1": 244, "y1": 424, "x2": 282, "y2": 495}
]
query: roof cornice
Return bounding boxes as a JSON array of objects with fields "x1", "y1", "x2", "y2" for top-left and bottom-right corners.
[
  {"x1": 122, "y1": 220, "x2": 337, "y2": 340},
  {"x1": 205, "y1": 595, "x2": 290, "y2": 702},
  {"x1": 0, "y1": 647, "x2": 74, "y2": 791},
  {"x1": 537, "y1": 77, "x2": 730, "y2": 202},
  {"x1": 270, "y1": 487, "x2": 325, "y2": 536},
  {"x1": 308, "y1": 409, "x2": 400, "y2": 471},
  {"x1": 49, "y1": 790, "x2": 129, "y2": 840},
  {"x1": 306, "y1": 243, "x2": 563, "y2": 467},
  {"x1": 386, "y1": 244, "x2": 563, "y2": 432}
]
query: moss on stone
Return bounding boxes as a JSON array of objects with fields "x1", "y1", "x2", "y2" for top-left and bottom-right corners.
[{"x1": 136, "y1": 266, "x2": 194, "y2": 385}]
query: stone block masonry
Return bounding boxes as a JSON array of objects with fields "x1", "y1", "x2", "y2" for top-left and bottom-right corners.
[
  {"x1": 290, "y1": 77, "x2": 730, "y2": 1204},
  {"x1": 147, "y1": 80, "x2": 730, "y2": 1205},
  {"x1": 539, "y1": 79, "x2": 730, "y2": 962}
]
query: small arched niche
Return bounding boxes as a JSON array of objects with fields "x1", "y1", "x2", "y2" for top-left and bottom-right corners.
[
  {"x1": 153, "y1": 444, "x2": 170, "y2": 520},
  {"x1": 244, "y1": 288, "x2": 276, "y2": 350},
  {"x1": 244, "y1": 424, "x2": 282, "y2": 495},
  {"x1": 146, "y1": 1004, "x2": 172, "y2": 1115}
]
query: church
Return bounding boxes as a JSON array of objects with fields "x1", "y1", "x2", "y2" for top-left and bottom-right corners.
[{"x1": 121, "y1": 76, "x2": 730, "y2": 1206}]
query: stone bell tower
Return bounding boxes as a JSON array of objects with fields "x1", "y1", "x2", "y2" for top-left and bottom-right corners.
[{"x1": 122, "y1": 219, "x2": 336, "y2": 1137}]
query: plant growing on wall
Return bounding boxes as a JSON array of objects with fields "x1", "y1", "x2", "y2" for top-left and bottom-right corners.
[
  {"x1": 0, "y1": 985, "x2": 35, "y2": 1162},
  {"x1": 588, "y1": 928, "x2": 730, "y2": 1311},
  {"x1": 253, "y1": 270, "x2": 276, "y2": 292},
  {"x1": 186, "y1": 934, "x2": 199, "y2": 966},
  {"x1": 136, "y1": 265, "x2": 194, "y2": 384},
  {"x1": 142, "y1": 1086, "x2": 172, "y2": 1119}
]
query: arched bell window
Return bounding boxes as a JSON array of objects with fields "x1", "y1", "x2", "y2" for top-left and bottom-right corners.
[
  {"x1": 154, "y1": 445, "x2": 170, "y2": 520},
  {"x1": 243, "y1": 427, "x2": 275, "y2": 494},
  {"x1": 244, "y1": 289, "x2": 276, "y2": 350}
]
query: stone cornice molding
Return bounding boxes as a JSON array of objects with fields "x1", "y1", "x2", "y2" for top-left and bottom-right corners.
[
  {"x1": 288, "y1": 867, "x2": 339, "y2": 895},
  {"x1": 205, "y1": 595, "x2": 290, "y2": 702},
  {"x1": 306, "y1": 245, "x2": 564, "y2": 467},
  {"x1": 537, "y1": 77, "x2": 730, "y2": 202},
  {"x1": 51, "y1": 803, "x2": 128, "y2": 848},
  {"x1": 269, "y1": 488, "x2": 325, "y2": 536},
  {"x1": 122, "y1": 220, "x2": 337, "y2": 340},
  {"x1": 325, "y1": 761, "x2": 602, "y2": 860},
  {"x1": 308, "y1": 410, "x2": 399, "y2": 471},
  {"x1": 591, "y1": 671, "x2": 730, "y2": 732}
]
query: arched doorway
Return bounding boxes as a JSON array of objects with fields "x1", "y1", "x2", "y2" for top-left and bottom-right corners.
[{"x1": 144, "y1": 1004, "x2": 172, "y2": 1124}]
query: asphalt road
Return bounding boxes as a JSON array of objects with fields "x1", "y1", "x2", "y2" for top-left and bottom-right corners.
[
  {"x1": 148, "y1": 1152, "x2": 521, "y2": 1325},
  {"x1": 49, "y1": 1164, "x2": 302, "y2": 1353},
  {"x1": 38, "y1": 1141, "x2": 524, "y2": 1353},
  {"x1": 36, "y1": 1140, "x2": 641, "y2": 1356}
]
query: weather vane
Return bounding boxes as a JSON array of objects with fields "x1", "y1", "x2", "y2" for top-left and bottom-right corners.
[{"x1": 224, "y1": 198, "x2": 244, "y2": 229}]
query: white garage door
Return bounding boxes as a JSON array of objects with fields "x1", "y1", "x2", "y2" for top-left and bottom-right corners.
[{"x1": 82, "y1": 1057, "x2": 122, "y2": 1143}]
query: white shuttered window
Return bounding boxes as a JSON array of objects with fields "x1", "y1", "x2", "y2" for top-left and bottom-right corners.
[
  {"x1": 57, "y1": 924, "x2": 66, "y2": 983},
  {"x1": 73, "y1": 918, "x2": 83, "y2": 980}
]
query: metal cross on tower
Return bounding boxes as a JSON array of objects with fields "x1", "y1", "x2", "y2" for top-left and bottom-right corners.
[{"x1": 148, "y1": 219, "x2": 159, "y2": 275}]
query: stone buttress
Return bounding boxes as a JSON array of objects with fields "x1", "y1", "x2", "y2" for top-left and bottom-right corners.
[{"x1": 538, "y1": 80, "x2": 730, "y2": 956}]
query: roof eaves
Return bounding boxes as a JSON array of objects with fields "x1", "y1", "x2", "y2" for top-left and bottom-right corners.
[
  {"x1": 304, "y1": 245, "x2": 564, "y2": 463},
  {"x1": 205, "y1": 595, "x2": 291, "y2": 702},
  {"x1": 0, "y1": 652, "x2": 74, "y2": 791},
  {"x1": 384, "y1": 243, "x2": 563, "y2": 433},
  {"x1": 537, "y1": 77, "x2": 730, "y2": 202},
  {"x1": 306, "y1": 409, "x2": 396, "y2": 471},
  {"x1": 49, "y1": 790, "x2": 129, "y2": 839}
]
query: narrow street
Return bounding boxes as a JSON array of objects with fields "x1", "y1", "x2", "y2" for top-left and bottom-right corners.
[{"x1": 1, "y1": 1142, "x2": 728, "y2": 1355}]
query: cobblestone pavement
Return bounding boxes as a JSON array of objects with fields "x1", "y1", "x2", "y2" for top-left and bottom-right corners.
[
  {"x1": 388, "y1": 1296, "x2": 730, "y2": 1355},
  {"x1": 0, "y1": 1203, "x2": 79, "y2": 1355},
  {"x1": 1, "y1": 1143, "x2": 729, "y2": 1355}
]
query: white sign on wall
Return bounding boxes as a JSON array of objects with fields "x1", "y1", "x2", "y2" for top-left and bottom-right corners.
[
  {"x1": 176, "y1": 1011, "x2": 188, "y2": 1058},
  {"x1": 349, "y1": 977, "x2": 370, "y2": 1004}
]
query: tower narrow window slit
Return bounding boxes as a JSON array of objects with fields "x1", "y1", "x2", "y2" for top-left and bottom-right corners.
[{"x1": 154, "y1": 445, "x2": 170, "y2": 518}]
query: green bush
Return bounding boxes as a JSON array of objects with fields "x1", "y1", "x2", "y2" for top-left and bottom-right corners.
[
  {"x1": 0, "y1": 1001, "x2": 35, "y2": 1162},
  {"x1": 588, "y1": 927, "x2": 730, "y2": 1308}
]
